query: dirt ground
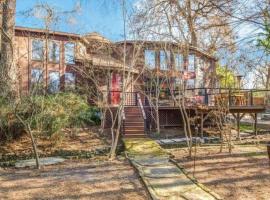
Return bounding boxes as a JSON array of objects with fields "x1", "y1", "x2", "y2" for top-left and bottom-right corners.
[
  {"x1": 170, "y1": 145, "x2": 270, "y2": 200},
  {"x1": 0, "y1": 157, "x2": 150, "y2": 200},
  {"x1": 0, "y1": 127, "x2": 108, "y2": 156}
]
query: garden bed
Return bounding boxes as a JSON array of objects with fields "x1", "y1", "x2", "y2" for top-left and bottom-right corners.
[{"x1": 0, "y1": 127, "x2": 110, "y2": 166}]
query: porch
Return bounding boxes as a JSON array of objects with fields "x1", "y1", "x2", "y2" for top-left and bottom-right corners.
[{"x1": 105, "y1": 88, "x2": 269, "y2": 137}]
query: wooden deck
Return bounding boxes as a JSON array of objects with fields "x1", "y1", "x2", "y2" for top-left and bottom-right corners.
[{"x1": 105, "y1": 88, "x2": 269, "y2": 136}]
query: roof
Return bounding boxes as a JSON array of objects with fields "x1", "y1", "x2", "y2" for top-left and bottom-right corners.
[
  {"x1": 115, "y1": 40, "x2": 217, "y2": 61},
  {"x1": 83, "y1": 32, "x2": 111, "y2": 44},
  {"x1": 76, "y1": 54, "x2": 139, "y2": 74},
  {"x1": 15, "y1": 26, "x2": 81, "y2": 38}
]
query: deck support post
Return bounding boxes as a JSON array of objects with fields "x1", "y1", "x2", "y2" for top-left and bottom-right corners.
[
  {"x1": 254, "y1": 113, "x2": 258, "y2": 138},
  {"x1": 232, "y1": 113, "x2": 245, "y2": 140},
  {"x1": 237, "y1": 113, "x2": 240, "y2": 140},
  {"x1": 200, "y1": 113, "x2": 204, "y2": 139}
]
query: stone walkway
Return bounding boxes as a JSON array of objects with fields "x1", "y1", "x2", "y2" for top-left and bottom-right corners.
[{"x1": 123, "y1": 138, "x2": 222, "y2": 200}]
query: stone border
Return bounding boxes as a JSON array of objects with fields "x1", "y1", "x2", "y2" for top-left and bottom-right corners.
[
  {"x1": 0, "y1": 146, "x2": 110, "y2": 167},
  {"x1": 170, "y1": 158, "x2": 222, "y2": 200}
]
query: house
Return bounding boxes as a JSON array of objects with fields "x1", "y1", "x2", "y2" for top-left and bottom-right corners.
[{"x1": 15, "y1": 26, "x2": 266, "y2": 138}]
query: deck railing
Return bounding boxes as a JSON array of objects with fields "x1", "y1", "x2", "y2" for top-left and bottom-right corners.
[{"x1": 107, "y1": 88, "x2": 270, "y2": 108}]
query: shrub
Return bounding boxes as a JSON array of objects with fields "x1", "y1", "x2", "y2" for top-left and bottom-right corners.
[
  {"x1": 0, "y1": 93, "x2": 101, "y2": 142},
  {"x1": 0, "y1": 98, "x2": 25, "y2": 141}
]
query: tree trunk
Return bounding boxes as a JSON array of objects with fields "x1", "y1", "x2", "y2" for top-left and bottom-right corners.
[
  {"x1": 266, "y1": 65, "x2": 270, "y2": 90},
  {"x1": 27, "y1": 125, "x2": 40, "y2": 169},
  {"x1": 0, "y1": 0, "x2": 18, "y2": 97},
  {"x1": 0, "y1": 2, "x2": 3, "y2": 52}
]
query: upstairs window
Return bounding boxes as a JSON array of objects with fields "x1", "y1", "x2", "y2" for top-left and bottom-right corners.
[
  {"x1": 65, "y1": 42, "x2": 75, "y2": 64},
  {"x1": 160, "y1": 50, "x2": 170, "y2": 70},
  {"x1": 65, "y1": 72, "x2": 76, "y2": 91},
  {"x1": 48, "y1": 71, "x2": 60, "y2": 93},
  {"x1": 32, "y1": 39, "x2": 44, "y2": 60},
  {"x1": 174, "y1": 54, "x2": 183, "y2": 71},
  {"x1": 188, "y1": 54, "x2": 195, "y2": 71},
  {"x1": 49, "y1": 41, "x2": 60, "y2": 63},
  {"x1": 145, "y1": 50, "x2": 155, "y2": 69}
]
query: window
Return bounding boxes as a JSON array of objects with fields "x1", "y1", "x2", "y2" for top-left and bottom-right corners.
[
  {"x1": 65, "y1": 42, "x2": 75, "y2": 64},
  {"x1": 145, "y1": 50, "x2": 155, "y2": 69},
  {"x1": 160, "y1": 50, "x2": 170, "y2": 70},
  {"x1": 65, "y1": 72, "x2": 75, "y2": 90},
  {"x1": 196, "y1": 57, "x2": 204, "y2": 87},
  {"x1": 188, "y1": 54, "x2": 195, "y2": 71},
  {"x1": 48, "y1": 71, "x2": 60, "y2": 93},
  {"x1": 31, "y1": 68, "x2": 43, "y2": 91},
  {"x1": 186, "y1": 79, "x2": 195, "y2": 89},
  {"x1": 32, "y1": 39, "x2": 44, "y2": 60},
  {"x1": 49, "y1": 41, "x2": 60, "y2": 63},
  {"x1": 174, "y1": 54, "x2": 183, "y2": 71}
]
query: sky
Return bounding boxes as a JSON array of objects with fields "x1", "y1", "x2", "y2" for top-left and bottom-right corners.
[{"x1": 16, "y1": 0, "x2": 135, "y2": 41}]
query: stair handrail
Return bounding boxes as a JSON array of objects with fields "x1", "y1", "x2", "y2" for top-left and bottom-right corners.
[
  {"x1": 122, "y1": 107, "x2": 126, "y2": 120},
  {"x1": 121, "y1": 108, "x2": 126, "y2": 135},
  {"x1": 137, "y1": 93, "x2": 146, "y2": 120}
]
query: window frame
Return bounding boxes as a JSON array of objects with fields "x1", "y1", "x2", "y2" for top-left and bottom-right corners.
[
  {"x1": 64, "y1": 72, "x2": 76, "y2": 90},
  {"x1": 144, "y1": 49, "x2": 156, "y2": 69},
  {"x1": 31, "y1": 39, "x2": 44, "y2": 61},
  {"x1": 48, "y1": 71, "x2": 61, "y2": 93},
  {"x1": 48, "y1": 40, "x2": 60, "y2": 63},
  {"x1": 160, "y1": 50, "x2": 170, "y2": 71},
  {"x1": 174, "y1": 53, "x2": 183, "y2": 71},
  {"x1": 188, "y1": 54, "x2": 195, "y2": 72},
  {"x1": 31, "y1": 68, "x2": 43, "y2": 84},
  {"x1": 64, "y1": 42, "x2": 75, "y2": 64}
]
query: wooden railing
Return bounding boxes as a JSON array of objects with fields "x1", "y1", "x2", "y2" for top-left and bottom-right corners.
[
  {"x1": 107, "y1": 88, "x2": 270, "y2": 108},
  {"x1": 137, "y1": 93, "x2": 147, "y2": 132}
]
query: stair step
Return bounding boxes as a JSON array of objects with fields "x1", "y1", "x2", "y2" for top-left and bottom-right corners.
[
  {"x1": 125, "y1": 117, "x2": 143, "y2": 120},
  {"x1": 125, "y1": 129, "x2": 144, "y2": 133},
  {"x1": 124, "y1": 135, "x2": 147, "y2": 138},
  {"x1": 125, "y1": 129, "x2": 144, "y2": 132},
  {"x1": 125, "y1": 110, "x2": 140, "y2": 113},
  {"x1": 125, "y1": 112, "x2": 141, "y2": 114},
  {"x1": 124, "y1": 125, "x2": 144, "y2": 128},
  {"x1": 125, "y1": 121, "x2": 144, "y2": 124}
]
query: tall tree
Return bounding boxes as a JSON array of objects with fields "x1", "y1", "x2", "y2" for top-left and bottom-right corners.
[
  {"x1": 0, "y1": 0, "x2": 18, "y2": 97},
  {"x1": 258, "y1": 23, "x2": 270, "y2": 90}
]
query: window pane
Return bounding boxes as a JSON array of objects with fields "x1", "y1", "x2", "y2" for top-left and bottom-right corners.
[
  {"x1": 49, "y1": 41, "x2": 60, "y2": 63},
  {"x1": 32, "y1": 40, "x2": 44, "y2": 60},
  {"x1": 160, "y1": 50, "x2": 170, "y2": 70},
  {"x1": 65, "y1": 72, "x2": 75, "y2": 90},
  {"x1": 196, "y1": 57, "x2": 204, "y2": 87},
  {"x1": 48, "y1": 71, "x2": 60, "y2": 93},
  {"x1": 31, "y1": 68, "x2": 43, "y2": 92},
  {"x1": 65, "y1": 42, "x2": 75, "y2": 64},
  {"x1": 188, "y1": 54, "x2": 195, "y2": 71},
  {"x1": 31, "y1": 68, "x2": 43, "y2": 83},
  {"x1": 145, "y1": 50, "x2": 155, "y2": 69},
  {"x1": 174, "y1": 54, "x2": 182, "y2": 71},
  {"x1": 187, "y1": 79, "x2": 195, "y2": 89}
]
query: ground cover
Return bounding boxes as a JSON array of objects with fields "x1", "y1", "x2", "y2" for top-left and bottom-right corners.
[
  {"x1": 0, "y1": 157, "x2": 150, "y2": 200},
  {"x1": 170, "y1": 145, "x2": 270, "y2": 200}
]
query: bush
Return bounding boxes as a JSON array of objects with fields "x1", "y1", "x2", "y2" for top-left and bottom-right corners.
[
  {"x1": 0, "y1": 93, "x2": 101, "y2": 141},
  {"x1": 0, "y1": 97, "x2": 25, "y2": 141}
]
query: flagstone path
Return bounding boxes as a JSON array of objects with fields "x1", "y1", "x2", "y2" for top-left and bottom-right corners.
[{"x1": 123, "y1": 138, "x2": 222, "y2": 200}]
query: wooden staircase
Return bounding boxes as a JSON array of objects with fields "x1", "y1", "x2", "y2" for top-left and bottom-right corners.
[{"x1": 123, "y1": 106, "x2": 146, "y2": 138}]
